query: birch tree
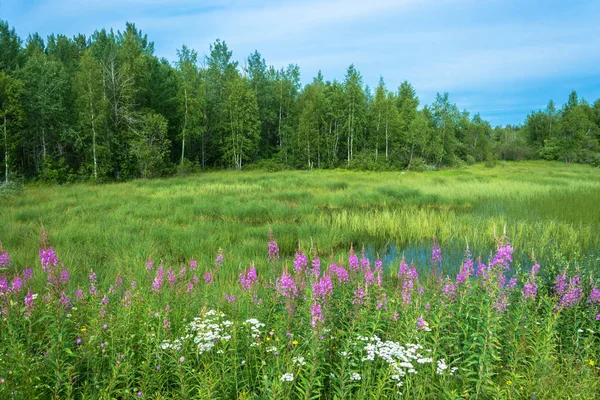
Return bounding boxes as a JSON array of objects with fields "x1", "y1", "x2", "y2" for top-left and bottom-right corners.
[
  {"x1": 0, "y1": 71, "x2": 22, "y2": 183},
  {"x1": 222, "y1": 75, "x2": 260, "y2": 169},
  {"x1": 75, "y1": 50, "x2": 107, "y2": 181}
]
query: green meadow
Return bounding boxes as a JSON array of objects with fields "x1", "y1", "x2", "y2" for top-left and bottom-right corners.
[
  {"x1": 2, "y1": 161, "x2": 600, "y2": 399},
  {"x1": 1, "y1": 160, "x2": 599, "y2": 283}
]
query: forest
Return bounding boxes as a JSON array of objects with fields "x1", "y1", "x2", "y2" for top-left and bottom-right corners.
[{"x1": 1, "y1": 20, "x2": 599, "y2": 184}]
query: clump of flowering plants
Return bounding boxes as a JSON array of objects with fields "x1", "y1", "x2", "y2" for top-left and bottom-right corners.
[{"x1": 0, "y1": 230, "x2": 599, "y2": 399}]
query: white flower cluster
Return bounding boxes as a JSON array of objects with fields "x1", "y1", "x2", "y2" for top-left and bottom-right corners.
[
  {"x1": 292, "y1": 356, "x2": 306, "y2": 366},
  {"x1": 266, "y1": 346, "x2": 278, "y2": 353},
  {"x1": 243, "y1": 318, "x2": 265, "y2": 347},
  {"x1": 436, "y1": 358, "x2": 457, "y2": 375},
  {"x1": 160, "y1": 338, "x2": 182, "y2": 350},
  {"x1": 160, "y1": 310, "x2": 233, "y2": 355},
  {"x1": 349, "y1": 372, "x2": 361, "y2": 381},
  {"x1": 357, "y1": 335, "x2": 437, "y2": 388},
  {"x1": 280, "y1": 373, "x2": 294, "y2": 382}
]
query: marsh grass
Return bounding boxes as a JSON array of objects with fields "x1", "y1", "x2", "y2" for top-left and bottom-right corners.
[{"x1": 1, "y1": 161, "x2": 599, "y2": 285}]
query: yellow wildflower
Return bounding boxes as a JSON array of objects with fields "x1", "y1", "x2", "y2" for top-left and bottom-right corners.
[
  {"x1": 589, "y1": 360, "x2": 595, "y2": 367},
  {"x1": 292, "y1": 340, "x2": 298, "y2": 345}
]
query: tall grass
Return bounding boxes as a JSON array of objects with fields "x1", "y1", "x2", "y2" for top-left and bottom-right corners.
[{"x1": 1, "y1": 161, "x2": 598, "y2": 285}]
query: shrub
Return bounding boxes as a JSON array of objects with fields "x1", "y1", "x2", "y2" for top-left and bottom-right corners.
[{"x1": 407, "y1": 157, "x2": 425, "y2": 172}]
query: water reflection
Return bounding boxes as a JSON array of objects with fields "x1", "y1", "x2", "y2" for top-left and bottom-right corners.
[{"x1": 363, "y1": 241, "x2": 598, "y2": 276}]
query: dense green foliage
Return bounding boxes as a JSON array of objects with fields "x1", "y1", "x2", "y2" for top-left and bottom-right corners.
[
  {"x1": 1, "y1": 231, "x2": 599, "y2": 399},
  {"x1": 1, "y1": 20, "x2": 599, "y2": 184}
]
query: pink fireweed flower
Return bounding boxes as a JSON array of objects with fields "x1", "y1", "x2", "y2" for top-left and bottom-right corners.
[
  {"x1": 329, "y1": 263, "x2": 349, "y2": 284},
  {"x1": 555, "y1": 275, "x2": 584, "y2": 311},
  {"x1": 225, "y1": 294, "x2": 236, "y2": 303},
  {"x1": 431, "y1": 240, "x2": 442, "y2": 267},
  {"x1": 152, "y1": 266, "x2": 165, "y2": 292},
  {"x1": 476, "y1": 262, "x2": 488, "y2": 279},
  {"x1": 352, "y1": 286, "x2": 365, "y2": 305},
  {"x1": 276, "y1": 272, "x2": 298, "y2": 298},
  {"x1": 115, "y1": 276, "x2": 123, "y2": 287},
  {"x1": 75, "y1": 288, "x2": 84, "y2": 300},
  {"x1": 398, "y1": 258, "x2": 409, "y2": 277},
  {"x1": 39, "y1": 248, "x2": 59, "y2": 272},
  {"x1": 166, "y1": 268, "x2": 177, "y2": 286},
  {"x1": 215, "y1": 250, "x2": 224, "y2": 268},
  {"x1": 311, "y1": 273, "x2": 333, "y2": 301},
  {"x1": 0, "y1": 276, "x2": 7, "y2": 295},
  {"x1": 416, "y1": 316, "x2": 431, "y2": 331},
  {"x1": 361, "y1": 256, "x2": 370, "y2": 269},
  {"x1": 186, "y1": 282, "x2": 194, "y2": 293},
  {"x1": 22, "y1": 268, "x2": 33, "y2": 282},
  {"x1": 239, "y1": 266, "x2": 258, "y2": 291},
  {"x1": 553, "y1": 272, "x2": 568, "y2": 298},
  {"x1": 441, "y1": 280, "x2": 458, "y2": 302},
  {"x1": 294, "y1": 250, "x2": 308, "y2": 274},
  {"x1": 398, "y1": 259, "x2": 418, "y2": 306},
  {"x1": 589, "y1": 287, "x2": 600, "y2": 304},
  {"x1": 268, "y1": 240, "x2": 279, "y2": 260},
  {"x1": 0, "y1": 252, "x2": 10, "y2": 267},
  {"x1": 100, "y1": 295, "x2": 109, "y2": 305},
  {"x1": 489, "y1": 244, "x2": 514, "y2": 271},
  {"x1": 456, "y1": 259, "x2": 474, "y2": 284},
  {"x1": 189, "y1": 259, "x2": 197, "y2": 270},
  {"x1": 522, "y1": 264, "x2": 540, "y2": 300},
  {"x1": 376, "y1": 293, "x2": 388, "y2": 310},
  {"x1": 122, "y1": 291, "x2": 132, "y2": 307},
  {"x1": 493, "y1": 292, "x2": 508, "y2": 313},
  {"x1": 374, "y1": 259, "x2": 383, "y2": 286},
  {"x1": 59, "y1": 294, "x2": 70, "y2": 307},
  {"x1": 24, "y1": 289, "x2": 35, "y2": 315},
  {"x1": 11, "y1": 276, "x2": 23, "y2": 293},
  {"x1": 109, "y1": 286, "x2": 115, "y2": 295},
  {"x1": 363, "y1": 266, "x2": 375, "y2": 287},
  {"x1": 348, "y1": 248, "x2": 359, "y2": 271},
  {"x1": 179, "y1": 267, "x2": 187, "y2": 278},
  {"x1": 146, "y1": 258, "x2": 154, "y2": 271},
  {"x1": 204, "y1": 271, "x2": 213, "y2": 284},
  {"x1": 89, "y1": 270, "x2": 98, "y2": 296},
  {"x1": 522, "y1": 282, "x2": 537, "y2": 300},
  {"x1": 310, "y1": 302, "x2": 324, "y2": 328},
  {"x1": 310, "y1": 258, "x2": 321, "y2": 278}
]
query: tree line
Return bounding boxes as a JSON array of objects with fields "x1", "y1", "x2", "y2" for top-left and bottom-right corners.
[{"x1": 1, "y1": 20, "x2": 599, "y2": 183}]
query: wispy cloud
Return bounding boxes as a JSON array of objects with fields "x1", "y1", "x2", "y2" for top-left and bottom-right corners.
[{"x1": 2, "y1": 0, "x2": 599, "y2": 125}]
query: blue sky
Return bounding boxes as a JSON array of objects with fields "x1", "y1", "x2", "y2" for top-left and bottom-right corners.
[{"x1": 2, "y1": 0, "x2": 599, "y2": 126}]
